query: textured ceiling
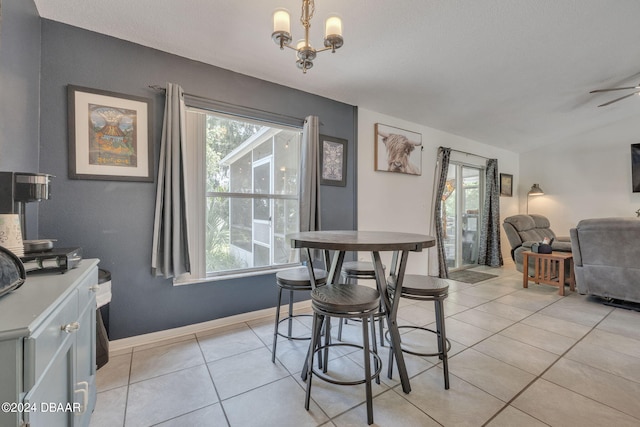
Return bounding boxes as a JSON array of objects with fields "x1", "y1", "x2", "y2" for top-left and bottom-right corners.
[{"x1": 33, "y1": 0, "x2": 640, "y2": 153}]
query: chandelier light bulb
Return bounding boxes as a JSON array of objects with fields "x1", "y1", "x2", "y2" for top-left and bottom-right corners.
[
  {"x1": 273, "y1": 9, "x2": 291, "y2": 34},
  {"x1": 325, "y1": 16, "x2": 342, "y2": 37}
]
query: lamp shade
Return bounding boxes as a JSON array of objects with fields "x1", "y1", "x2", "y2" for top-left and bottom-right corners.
[
  {"x1": 273, "y1": 9, "x2": 291, "y2": 33},
  {"x1": 528, "y1": 183, "x2": 544, "y2": 196}
]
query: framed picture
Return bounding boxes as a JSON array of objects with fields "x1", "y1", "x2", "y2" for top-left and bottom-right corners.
[
  {"x1": 500, "y1": 173, "x2": 513, "y2": 197},
  {"x1": 319, "y1": 135, "x2": 347, "y2": 186},
  {"x1": 68, "y1": 85, "x2": 153, "y2": 181},
  {"x1": 374, "y1": 123, "x2": 422, "y2": 175},
  {"x1": 632, "y1": 144, "x2": 640, "y2": 192}
]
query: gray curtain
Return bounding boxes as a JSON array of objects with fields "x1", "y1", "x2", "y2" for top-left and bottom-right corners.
[
  {"x1": 431, "y1": 147, "x2": 451, "y2": 278},
  {"x1": 299, "y1": 115, "x2": 321, "y2": 232},
  {"x1": 478, "y1": 158, "x2": 503, "y2": 267},
  {"x1": 151, "y1": 83, "x2": 191, "y2": 278}
]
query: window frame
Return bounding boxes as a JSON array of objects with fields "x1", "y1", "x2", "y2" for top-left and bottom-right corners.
[{"x1": 176, "y1": 105, "x2": 303, "y2": 285}]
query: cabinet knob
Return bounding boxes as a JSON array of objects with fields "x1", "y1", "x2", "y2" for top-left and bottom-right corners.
[
  {"x1": 61, "y1": 321, "x2": 80, "y2": 333},
  {"x1": 89, "y1": 285, "x2": 100, "y2": 292}
]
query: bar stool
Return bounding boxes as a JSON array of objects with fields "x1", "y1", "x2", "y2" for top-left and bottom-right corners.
[
  {"x1": 387, "y1": 274, "x2": 450, "y2": 389},
  {"x1": 337, "y1": 261, "x2": 386, "y2": 345},
  {"x1": 305, "y1": 283, "x2": 382, "y2": 425},
  {"x1": 272, "y1": 267, "x2": 327, "y2": 363}
]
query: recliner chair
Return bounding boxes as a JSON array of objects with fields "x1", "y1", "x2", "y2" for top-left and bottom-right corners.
[{"x1": 503, "y1": 214, "x2": 572, "y2": 274}]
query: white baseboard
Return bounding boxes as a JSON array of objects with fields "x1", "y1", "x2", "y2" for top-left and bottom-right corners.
[{"x1": 108, "y1": 300, "x2": 312, "y2": 353}]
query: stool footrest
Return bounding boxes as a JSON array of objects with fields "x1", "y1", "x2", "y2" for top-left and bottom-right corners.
[
  {"x1": 311, "y1": 343, "x2": 382, "y2": 386},
  {"x1": 386, "y1": 326, "x2": 451, "y2": 357}
]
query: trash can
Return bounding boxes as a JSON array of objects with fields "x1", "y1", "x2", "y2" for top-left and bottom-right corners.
[{"x1": 96, "y1": 269, "x2": 112, "y2": 369}]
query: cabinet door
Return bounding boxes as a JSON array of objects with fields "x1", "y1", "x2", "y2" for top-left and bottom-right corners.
[
  {"x1": 73, "y1": 298, "x2": 96, "y2": 427},
  {"x1": 23, "y1": 335, "x2": 75, "y2": 427}
]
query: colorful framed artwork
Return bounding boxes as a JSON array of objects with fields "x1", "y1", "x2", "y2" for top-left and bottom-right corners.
[
  {"x1": 500, "y1": 173, "x2": 513, "y2": 197},
  {"x1": 68, "y1": 85, "x2": 153, "y2": 181},
  {"x1": 319, "y1": 135, "x2": 347, "y2": 187},
  {"x1": 374, "y1": 123, "x2": 422, "y2": 176}
]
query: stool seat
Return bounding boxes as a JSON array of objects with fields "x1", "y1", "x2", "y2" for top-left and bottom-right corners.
[
  {"x1": 342, "y1": 261, "x2": 378, "y2": 277},
  {"x1": 277, "y1": 267, "x2": 327, "y2": 289},
  {"x1": 388, "y1": 274, "x2": 449, "y2": 297},
  {"x1": 312, "y1": 284, "x2": 380, "y2": 313}
]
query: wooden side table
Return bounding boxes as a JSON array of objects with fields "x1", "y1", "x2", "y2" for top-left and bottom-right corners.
[{"x1": 522, "y1": 251, "x2": 575, "y2": 296}]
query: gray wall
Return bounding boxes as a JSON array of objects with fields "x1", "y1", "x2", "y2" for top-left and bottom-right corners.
[
  {"x1": 0, "y1": 0, "x2": 41, "y2": 237},
  {"x1": 39, "y1": 20, "x2": 357, "y2": 339}
]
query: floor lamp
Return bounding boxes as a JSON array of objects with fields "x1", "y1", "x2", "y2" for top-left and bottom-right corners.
[{"x1": 526, "y1": 183, "x2": 544, "y2": 214}]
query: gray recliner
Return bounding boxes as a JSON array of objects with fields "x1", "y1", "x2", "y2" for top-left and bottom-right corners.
[
  {"x1": 503, "y1": 214, "x2": 572, "y2": 274},
  {"x1": 570, "y1": 218, "x2": 640, "y2": 304}
]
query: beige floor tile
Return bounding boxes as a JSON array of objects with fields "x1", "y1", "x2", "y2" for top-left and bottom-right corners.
[
  {"x1": 452, "y1": 308, "x2": 516, "y2": 333},
  {"x1": 544, "y1": 358, "x2": 640, "y2": 419},
  {"x1": 581, "y1": 328, "x2": 640, "y2": 359},
  {"x1": 460, "y1": 283, "x2": 516, "y2": 300},
  {"x1": 472, "y1": 333, "x2": 559, "y2": 375},
  {"x1": 500, "y1": 323, "x2": 576, "y2": 355},
  {"x1": 89, "y1": 386, "x2": 127, "y2": 427},
  {"x1": 125, "y1": 365, "x2": 218, "y2": 427},
  {"x1": 520, "y1": 312, "x2": 593, "y2": 339},
  {"x1": 403, "y1": 366, "x2": 505, "y2": 426},
  {"x1": 486, "y1": 405, "x2": 548, "y2": 427},
  {"x1": 512, "y1": 378, "x2": 640, "y2": 427},
  {"x1": 597, "y1": 308, "x2": 640, "y2": 340},
  {"x1": 564, "y1": 338, "x2": 640, "y2": 383},
  {"x1": 539, "y1": 297, "x2": 613, "y2": 327},
  {"x1": 449, "y1": 348, "x2": 535, "y2": 401},
  {"x1": 474, "y1": 301, "x2": 534, "y2": 321},
  {"x1": 154, "y1": 403, "x2": 228, "y2": 427},
  {"x1": 295, "y1": 354, "x2": 389, "y2": 418},
  {"x1": 441, "y1": 317, "x2": 495, "y2": 347},
  {"x1": 493, "y1": 293, "x2": 556, "y2": 312},
  {"x1": 333, "y1": 388, "x2": 440, "y2": 426},
  {"x1": 129, "y1": 338, "x2": 205, "y2": 383},
  {"x1": 132, "y1": 333, "x2": 195, "y2": 352},
  {"x1": 223, "y1": 376, "x2": 328, "y2": 427},
  {"x1": 207, "y1": 347, "x2": 290, "y2": 400},
  {"x1": 446, "y1": 291, "x2": 491, "y2": 308},
  {"x1": 397, "y1": 303, "x2": 436, "y2": 327},
  {"x1": 197, "y1": 325, "x2": 266, "y2": 362},
  {"x1": 96, "y1": 353, "x2": 131, "y2": 392}
]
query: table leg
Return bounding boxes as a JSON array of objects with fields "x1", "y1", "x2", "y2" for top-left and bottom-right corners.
[
  {"x1": 569, "y1": 260, "x2": 575, "y2": 291},
  {"x1": 558, "y1": 258, "x2": 565, "y2": 296},
  {"x1": 522, "y1": 252, "x2": 529, "y2": 289},
  {"x1": 373, "y1": 250, "x2": 412, "y2": 393}
]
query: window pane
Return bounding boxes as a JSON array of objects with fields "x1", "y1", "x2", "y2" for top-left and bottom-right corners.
[
  {"x1": 254, "y1": 244, "x2": 270, "y2": 267},
  {"x1": 205, "y1": 196, "x2": 249, "y2": 272},
  {"x1": 230, "y1": 152, "x2": 252, "y2": 193},
  {"x1": 254, "y1": 139, "x2": 273, "y2": 161},
  {"x1": 254, "y1": 222, "x2": 270, "y2": 245},
  {"x1": 254, "y1": 198, "x2": 270, "y2": 221},
  {"x1": 274, "y1": 133, "x2": 299, "y2": 195}
]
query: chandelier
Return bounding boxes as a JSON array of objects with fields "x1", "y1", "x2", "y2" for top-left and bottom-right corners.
[{"x1": 271, "y1": 0, "x2": 344, "y2": 74}]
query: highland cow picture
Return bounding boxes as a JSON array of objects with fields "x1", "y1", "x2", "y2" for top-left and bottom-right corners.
[{"x1": 374, "y1": 123, "x2": 422, "y2": 176}]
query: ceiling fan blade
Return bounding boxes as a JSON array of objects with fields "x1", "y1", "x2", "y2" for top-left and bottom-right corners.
[
  {"x1": 590, "y1": 86, "x2": 640, "y2": 93},
  {"x1": 597, "y1": 91, "x2": 640, "y2": 107}
]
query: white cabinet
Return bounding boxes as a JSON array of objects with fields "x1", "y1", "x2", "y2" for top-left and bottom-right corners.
[{"x1": 0, "y1": 260, "x2": 99, "y2": 427}]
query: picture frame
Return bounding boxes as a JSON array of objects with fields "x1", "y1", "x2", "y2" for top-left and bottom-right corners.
[
  {"x1": 319, "y1": 135, "x2": 347, "y2": 186},
  {"x1": 68, "y1": 85, "x2": 153, "y2": 181},
  {"x1": 374, "y1": 123, "x2": 422, "y2": 176},
  {"x1": 500, "y1": 173, "x2": 513, "y2": 197},
  {"x1": 632, "y1": 144, "x2": 640, "y2": 192}
]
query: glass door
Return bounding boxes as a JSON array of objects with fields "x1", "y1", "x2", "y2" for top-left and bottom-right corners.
[{"x1": 443, "y1": 163, "x2": 483, "y2": 270}]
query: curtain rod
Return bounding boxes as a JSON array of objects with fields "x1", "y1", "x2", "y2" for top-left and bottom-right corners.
[
  {"x1": 148, "y1": 85, "x2": 306, "y2": 126},
  {"x1": 447, "y1": 147, "x2": 492, "y2": 160}
]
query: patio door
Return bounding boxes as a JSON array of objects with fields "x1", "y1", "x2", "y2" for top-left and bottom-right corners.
[{"x1": 443, "y1": 163, "x2": 483, "y2": 270}]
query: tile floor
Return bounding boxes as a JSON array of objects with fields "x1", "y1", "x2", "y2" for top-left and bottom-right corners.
[{"x1": 90, "y1": 264, "x2": 640, "y2": 426}]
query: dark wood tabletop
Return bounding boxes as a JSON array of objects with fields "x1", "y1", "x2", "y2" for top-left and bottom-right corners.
[{"x1": 288, "y1": 230, "x2": 435, "y2": 252}]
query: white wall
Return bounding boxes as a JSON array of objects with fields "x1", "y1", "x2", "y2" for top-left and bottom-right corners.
[
  {"x1": 357, "y1": 109, "x2": 520, "y2": 275},
  {"x1": 519, "y1": 114, "x2": 640, "y2": 237}
]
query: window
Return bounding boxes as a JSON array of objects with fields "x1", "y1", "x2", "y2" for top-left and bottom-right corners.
[{"x1": 183, "y1": 107, "x2": 301, "y2": 280}]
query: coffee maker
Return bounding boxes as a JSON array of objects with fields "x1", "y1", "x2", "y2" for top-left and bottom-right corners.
[{"x1": 0, "y1": 171, "x2": 52, "y2": 240}]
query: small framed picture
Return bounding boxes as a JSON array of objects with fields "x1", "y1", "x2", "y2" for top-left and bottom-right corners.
[
  {"x1": 319, "y1": 135, "x2": 347, "y2": 187},
  {"x1": 374, "y1": 123, "x2": 422, "y2": 176},
  {"x1": 68, "y1": 85, "x2": 153, "y2": 181},
  {"x1": 500, "y1": 173, "x2": 513, "y2": 197}
]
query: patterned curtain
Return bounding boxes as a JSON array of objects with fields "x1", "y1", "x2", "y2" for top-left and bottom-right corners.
[
  {"x1": 478, "y1": 158, "x2": 503, "y2": 267},
  {"x1": 430, "y1": 147, "x2": 451, "y2": 278}
]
